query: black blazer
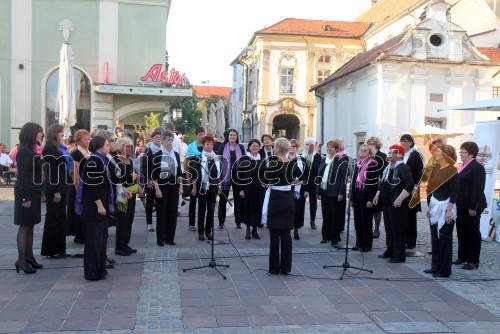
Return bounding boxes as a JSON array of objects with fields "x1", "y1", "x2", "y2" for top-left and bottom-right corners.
[
  {"x1": 258, "y1": 145, "x2": 274, "y2": 161},
  {"x1": 15, "y1": 146, "x2": 43, "y2": 203},
  {"x1": 190, "y1": 156, "x2": 221, "y2": 193},
  {"x1": 350, "y1": 159, "x2": 379, "y2": 202},
  {"x1": 303, "y1": 153, "x2": 322, "y2": 194},
  {"x1": 379, "y1": 163, "x2": 415, "y2": 204},
  {"x1": 317, "y1": 154, "x2": 349, "y2": 198},
  {"x1": 457, "y1": 159, "x2": 487, "y2": 213},
  {"x1": 289, "y1": 156, "x2": 310, "y2": 196},
  {"x1": 374, "y1": 150, "x2": 388, "y2": 178},
  {"x1": 149, "y1": 150, "x2": 182, "y2": 186},
  {"x1": 42, "y1": 142, "x2": 69, "y2": 194},
  {"x1": 406, "y1": 149, "x2": 424, "y2": 186}
]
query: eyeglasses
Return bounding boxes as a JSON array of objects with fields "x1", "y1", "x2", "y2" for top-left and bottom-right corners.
[{"x1": 458, "y1": 151, "x2": 469, "y2": 155}]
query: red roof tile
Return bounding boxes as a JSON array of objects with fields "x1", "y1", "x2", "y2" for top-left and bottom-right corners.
[
  {"x1": 477, "y1": 47, "x2": 500, "y2": 63},
  {"x1": 312, "y1": 32, "x2": 407, "y2": 89},
  {"x1": 257, "y1": 18, "x2": 372, "y2": 39},
  {"x1": 191, "y1": 85, "x2": 232, "y2": 99}
]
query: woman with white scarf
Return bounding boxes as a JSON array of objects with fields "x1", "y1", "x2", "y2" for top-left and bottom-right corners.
[
  {"x1": 373, "y1": 145, "x2": 414, "y2": 263},
  {"x1": 286, "y1": 139, "x2": 309, "y2": 240},
  {"x1": 142, "y1": 131, "x2": 163, "y2": 233},
  {"x1": 190, "y1": 135, "x2": 222, "y2": 241},
  {"x1": 423, "y1": 145, "x2": 458, "y2": 277},
  {"x1": 317, "y1": 139, "x2": 348, "y2": 246},
  {"x1": 149, "y1": 130, "x2": 182, "y2": 246},
  {"x1": 236, "y1": 139, "x2": 265, "y2": 240}
]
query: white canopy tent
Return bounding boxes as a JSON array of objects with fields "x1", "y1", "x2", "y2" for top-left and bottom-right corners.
[{"x1": 438, "y1": 98, "x2": 500, "y2": 112}]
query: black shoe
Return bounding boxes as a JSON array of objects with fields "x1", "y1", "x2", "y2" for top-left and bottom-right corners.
[
  {"x1": 424, "y1": 269, "x2": 437, "y2": 274},
  {"x1": 280, "y1": 270, "x2": 289, "y2": 275},
  {"x1": 320, "y1": 240, "x2": 327, "y2": 244},
  {"x1": 206, "y1": 234, "x2": 213, "y2": 240},
  {"x1": 378, "y1": 254, "x2": 390, "y2": 259},
  {"x1": 115, "y1": 249, "x2": 131, "y2": 256},
  {"x1": 253, "y1": 232, "x2": 261, "y2": 240},
  {"x1": 352, "y1": 246, "x2": 360, "y2": 251},
  {"x1": 124, "y1": 246, "x2": 137, "y2": 253},
  {"x1": 107, "y1": 257, "x2": 116, "y2": 264},
  {"x1": 294, "y1": 234, "x2": 300, "y2": 240},
  {"x1": 331, "y1": 242, "x2": 338, "y2": 247},
  {"x1": 15, "y1": 261, "x2": 36, "y2": 274},
  {"x1": 218, "y1": 224, "x2": 224, "y2": 229},
  {"x1": 372, "y1": 233, "x2": 380, "y2": 239},
  {"x1": 360, "y1": 248, "x2": 371, "y2": 252},
  {"x1": 310, "y1": 221, "x2": 317, "y2": 230},
  {"x1": 268, "y1": 270, "x2": 280, "y2": 275},
  {"x1": 389, "y1": 259, "x2": 405, "y2": 263},
  {"x1": 166, "y1": 242, "x2": 176, "y2": 246},
  {"x1": 452, "y1": 259, "x2": 466, "y2": 265},
  {"x1": 198, "y1": 235, "x2": 205, "y2": 241},
  {"x1": 27, "y1": 260, "x2": 43, "y2": 269},
  {"x1": 236, "y1": 223, "x2": 242, "y2": 229},
  {"x1": 462, "y1": 263, "x2": 479, "y2": 270},
  {"x1": 432, "y1": 272, "x2": 449, "y2": 278},
  {"x1": 406, "y1": 244, "x2": 416, "y2": 250}
]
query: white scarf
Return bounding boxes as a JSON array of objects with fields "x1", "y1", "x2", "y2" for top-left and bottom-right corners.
[
  {"x1": 107, "y1": 153, "x2": 126, "y2": 204},
  {"x1": 160, "y1": 145, "x2": 177, "y2": 179},
  {"x1": 321, "y1": 154, "x2": 335, "y2": 190},
  {"x1": 287, "y1": 154, "x2": 303, "y2": 198},
  {"x1": 77, "y1": 145, "x2": 91, "y2": 158},
  {"x1": 382, "y1": 161, "x2": 404, "y2": 182},
  {"x1": 429, "y1": 195, "x2": 457, "y2": 238},
  {"x1": 201, "y1": 150, "x2": 220, "y2": 191},
  {"x1": 246, "y1": 151, "x2": 261, "y2": 160},
  {"x1": 147, "y1": 142, "x2": 161, "y2": 155},
  {"x1": 403, "y1": 146, "x2": 418, "y2": 164}
]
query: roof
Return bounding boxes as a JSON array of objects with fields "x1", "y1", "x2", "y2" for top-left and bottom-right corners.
[
  {"x1": 191, "y1": 85, "x2": 232, "y2": 99},
  {"x1": 312, "y1": 32, "x2": 407, "y2": 90},
  {"x1": 256, "y1": 18, "x2": 372, "y2": 39},
  {"x1": 357, "y1": 0, "x2": 426, "y2": 22},
  {"x1": 476, "y1": 47, "x2": 500, "y2": 63}
]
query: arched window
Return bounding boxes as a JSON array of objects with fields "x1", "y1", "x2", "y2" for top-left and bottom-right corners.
[{"x1": 46, "y1": 68, "x2": 91, "y2": 133}]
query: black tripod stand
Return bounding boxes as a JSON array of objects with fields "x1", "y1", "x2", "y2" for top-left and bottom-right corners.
[
  {"x1": 323, "y1": 167, "x2": 373, "y2": 279},
  {"x1": 182, "y1": 159, "x2": 230, "y2": 279}
]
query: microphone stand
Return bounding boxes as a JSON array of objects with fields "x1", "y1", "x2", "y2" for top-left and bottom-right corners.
[
  {"x1": 182, "y1": 155, "x2": 230, "y2": 279},
  {"x1": 323, "y1": 157, "x2": 373, "y2": 280}
]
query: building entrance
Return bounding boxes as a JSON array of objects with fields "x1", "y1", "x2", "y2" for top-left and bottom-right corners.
[{"x1": 272, "y1": 114, "x2": 300, "y2": 140}]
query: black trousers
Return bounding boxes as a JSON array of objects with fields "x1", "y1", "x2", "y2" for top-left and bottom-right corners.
[
  {"x1": 116, "y1": 196, "x2": 136, "y2": 250},
  {"x1": 430, "y1": 221, "x2": 454, "y2": 276},
  {"x1": 156, "y1": 185, "x2": 179, "y2": 245},
  {"x1": 197, "y1": 187, "x2": 217, "y2": 236},
  {"x1": 456, "y1": 209, "x2": 482, "y2": 264},
  {"x1": 309, "y1": 189, "x2": 318, "y2": 222},
  {"x1": 188, "y1": 185, "x2": 197, "y2": 227},
  {"x1": 145, "y1": 187, "x2": 157, "y2": 225},
  {"x1": 218, "y1": 182, "x2": 241, "y2": 226},
  {"x1": 84, "y1": 219, "x2": 108, "y2": 280},
  {"x1": 406, "y1": 208, "x2": 418, "y2": 247},
  {"x1": 382, "y1": 200, "x2": 408, "y2": 261},
  {"x1": 268, "y1": 228, "x2": 292, "y2": 273},
  {"x1": 293, "y1": 196, "x2": 306, "y2": 229},
  {"x1": 41, "y1": 194, "x2": 67, "y2": 256},
  {"x1": 321, "y1": 196, "x2": 344, "y2": 243},
  {"x1": 352, "y1": 198, "x2": 374, "y2": 249}
]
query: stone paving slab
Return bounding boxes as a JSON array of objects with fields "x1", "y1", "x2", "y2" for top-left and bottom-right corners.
[{"x1": 1, "y1": 186, "x2": 500, "y2": 333}]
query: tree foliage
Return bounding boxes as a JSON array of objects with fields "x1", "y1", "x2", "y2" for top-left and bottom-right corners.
[{"x1": 134, "y1": 112, "x2": 162, "y2": 137}]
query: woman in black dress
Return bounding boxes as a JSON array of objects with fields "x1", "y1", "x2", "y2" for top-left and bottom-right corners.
[
  {"x1": 236, "y1": 139, "x2": 265, "y2": 240},
  {"x1": 218, "y1": 129, "x2": 245, "y2": 229},
  {"x1": 41, "y1": 123, "x2": 71, "y2": 258},
  {"x1": 114, "y1": 137, "x2": 139, "y2": 253},
  {"x1": 350, "y1": 144, "x2": 379, "y2": 252},
  {"x1": 373, "y1": 145, "x2": 414, "y2": 263},
  {"x1": 286, "y1": 139, "x2": 309, "y2": 240},
  {"x1": 455, "y1": 141, "x2": 487, "y2": 270},
  {"x1": 366, "y1": 137, "x2": 387, "y2": 238},
  {"x1": 14, "y1": 122, "x2": 44, "y2": 274},
  {"x1": 150, "y1": 130, "x2": 182, "y2": 246},
  {"x1": 77, "y1": 136, "x2": 129, "y2": 280},
  {"x1": 301, "y1": 137, "x2": 322, "y2": 230},
  {"x1": 424, "y1": 145, "x2": 458, "y2": 277},
  {"x1": 399, "y1": 134, "x2": 424, "y2": 249},
  {"x1": 190, "y1": 135, "x2": 222, "y2": 241},
  {"x1": 262, "y1": 138, "x2": 299, "y2": 275},
  {"x1": 258, "y1": 134, "x2": 274, "y2": 161},
  {"x1": 318, "y1": 139, "x2": 348, "y2": 246},
  {"x1": 68, "y1": 129, "x2": 91, "y2": 244}
]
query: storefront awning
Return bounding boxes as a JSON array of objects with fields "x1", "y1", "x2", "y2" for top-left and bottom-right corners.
[{"x1": 93, "y1": 83, "x2": 192, "y2": 102}]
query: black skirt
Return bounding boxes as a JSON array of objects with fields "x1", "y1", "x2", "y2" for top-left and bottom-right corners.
[
  {"x1": 267, "y1": 190, "x2": 294, "y2": 230},
  {"x1": 14, "y1": 189, "x2": 41, "y2": 226}
]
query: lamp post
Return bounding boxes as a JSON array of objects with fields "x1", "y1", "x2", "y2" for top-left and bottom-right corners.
[
  {"x1": 184, "y1": 120, "x2": 187, "y2": 135},
  {"x1": 172, "y1": 103, "x2": 182, "y2": 121}
]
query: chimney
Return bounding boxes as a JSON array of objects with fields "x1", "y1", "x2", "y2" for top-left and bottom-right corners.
[{"x1": 322, "y1": 25, "x2": 331, "y2": 31}]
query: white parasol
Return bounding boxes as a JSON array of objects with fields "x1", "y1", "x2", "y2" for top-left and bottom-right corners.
[
  {"x1": 216, "y1": 99, "x2": 226, "y2": 138},
  {"x1": 56, "y1": 42, "x2": 76, "y2": 137},
  {"x1": 201, "y1": 105, "x2": 208, "y2": 131},
  {"x1": 209, "y1": 103, "x2": 217, "y2": 135},
  {"x1": 229, "y1": 93, "x2": 238, "y2": 130}
]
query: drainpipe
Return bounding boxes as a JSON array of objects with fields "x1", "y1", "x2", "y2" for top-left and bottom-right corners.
[{"x1": 315, "y1": 91, "x2": 324, "y2": 153}]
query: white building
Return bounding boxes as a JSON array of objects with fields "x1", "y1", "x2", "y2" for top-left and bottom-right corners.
[{"x1": 312, "y1": 0, "x2": 500, "y2": 155}]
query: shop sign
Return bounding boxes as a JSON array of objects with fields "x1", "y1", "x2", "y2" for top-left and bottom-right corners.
[{"x1": 140, "y1": 64, "x2": 187, "y2": 87}]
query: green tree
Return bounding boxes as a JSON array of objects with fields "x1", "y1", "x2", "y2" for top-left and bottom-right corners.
[{"x1": 134, "y1": 112, "x2": 162, "y2": 137}]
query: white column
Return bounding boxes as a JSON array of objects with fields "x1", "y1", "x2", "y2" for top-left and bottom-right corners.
[
  {"x1": 410, "y1": 65, "x2": 428, "y2": 129},
  {"x1": 99, "y1": 1, "x2": 118, "y2": 83},
  {"x1": 11, "y1": 0, "x2": 33, "y2": 146},
  {"x1": 446, "y1": 69, "x2": 464, "y2": 147}
]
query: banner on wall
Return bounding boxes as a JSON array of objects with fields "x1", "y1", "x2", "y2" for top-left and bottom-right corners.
[{"x1": 473, "y1": 121, "x2": 500, "y2": 239}]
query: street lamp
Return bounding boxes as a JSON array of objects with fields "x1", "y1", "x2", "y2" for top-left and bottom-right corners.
[{"x1": 172, "y1": 103, "x2": 182, "y2": 121}]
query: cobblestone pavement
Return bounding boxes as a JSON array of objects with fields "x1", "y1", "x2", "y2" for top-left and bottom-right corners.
[{"x1": 0, "y1": 185, "x2": 499, "y2": 333}]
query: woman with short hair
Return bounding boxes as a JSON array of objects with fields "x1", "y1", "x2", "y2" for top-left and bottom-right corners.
[
  {"x1": 41, "y1": 123, "x2": 71, "y2": 258},
  {"x1": 259, "y1": 134, "x2": 274, "y2": 161},
  {"x1": 190, "y1": 135, "x2": 222, "y2": 241},
  {"x1": 454, "y1": 141, "x2": 487, "y2": 270},
  {"x1": 14, "y1": 122, "x2": 44, "y2": 274},
  {"x1": 318, "y1": 139, "x2": 348, "y2": 246},
  {"x1": 218, "y1": 129, "x2": 245, "y2": 229}
]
